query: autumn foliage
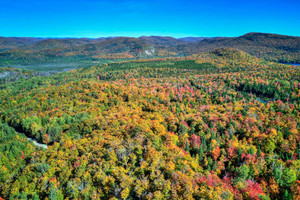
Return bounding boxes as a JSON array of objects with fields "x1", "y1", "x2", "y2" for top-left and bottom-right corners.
[{"x1": 0, "y1": 49, "x2": 299, "y2": 199}]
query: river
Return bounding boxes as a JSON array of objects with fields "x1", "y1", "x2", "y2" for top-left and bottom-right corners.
[
  {"x1": 257, "y1": 98, "x2": 268, "y2": 104},
  {"x1": 282, "y1": 63, "x2": 300, "y2": 66},
  {"x1": 14, "y1": 130, "x2": 48, "y2": 149},
  {"x1": 26, "y1": 137, "x2": 48, "y2": 149}
]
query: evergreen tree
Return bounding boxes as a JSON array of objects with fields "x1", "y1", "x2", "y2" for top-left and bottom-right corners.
[
  {"x1": 237, "y1": 147, "x2": 242, "y2": 163},
  {"x1": 198, "y1": 144, "x2": 204, "y2": 162},
  {"x1": 212, "y1": 160, "x2": 217, "y2": 171},
  {"x1": 32, "y1": 193, "x2": 40, "y2": 200},
  {"x1": 249, "y1": 146, "x2": 255, "y2": 155},
  {"x1": 249, "y1": 162, "x2": 255, "y2": 178},
  {"x1": 185, "y1": 140, "x2": 190, "y2": 153},
  {"x1": 257, "y1": 146, "x2": 261, "y2": 157}
]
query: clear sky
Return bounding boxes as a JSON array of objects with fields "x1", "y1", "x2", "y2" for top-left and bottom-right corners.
[{"x1": 0, "y1": 0, "x2": 299, "y2": 38}]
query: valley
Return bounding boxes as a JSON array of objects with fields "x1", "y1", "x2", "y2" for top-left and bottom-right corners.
[{"x1": 0, "y1": 33, "x2": 299, "y2": 69}]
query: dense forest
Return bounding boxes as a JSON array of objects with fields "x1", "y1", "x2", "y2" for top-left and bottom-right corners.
[
  {"x1": 0, "y1": 48, "x2": 299, "y2": 199},
  {"x1": 174, "y1": 33, "x2": 300, "y2": 63},
  {"x1": 0, "y1": 33, "x2": 299, "y2": 66}
]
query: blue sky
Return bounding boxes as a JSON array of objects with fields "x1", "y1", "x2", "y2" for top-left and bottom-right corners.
[{"x1": 0, "y1": 0, "x2": 299, "y2": 38}]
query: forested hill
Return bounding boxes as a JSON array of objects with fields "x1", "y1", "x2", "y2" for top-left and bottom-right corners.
[
  {"x1": 0, "y1": 32, "x2": 299, "y2": 65},
  {"x1": 0, "y1": 37, "x2": 45, "y2": 52},
  {"x1": 174, "y1": 32, "x2": 300, "y2": 63}
]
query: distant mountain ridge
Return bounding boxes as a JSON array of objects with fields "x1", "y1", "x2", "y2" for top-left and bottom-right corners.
[
  {"x1": 0, "y1": 32, "x2": 299, "y2": 64},
  {"x1": 173, "y1": 32, "x2": 300, "y2": 63},
  {"x1": 178, "y1": 37, "x2": 220, "y2": 42},
  {"x1": 0, "y1": 37, "x2": 45, "y2": 52}
]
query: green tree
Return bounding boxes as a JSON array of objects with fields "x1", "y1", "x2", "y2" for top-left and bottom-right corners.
[
  {"x1": 198, "y1": 144, "x2": 204, "y2": 162},
  {"x1": 185, "y1": 140, "x2": 190, "y2": 153},
  {"x1": 236, "y1": 165, "x2": 249, "y2": 180},
  {"x1": 281, "y1": 168, "x2": 297, "y2": 188}
]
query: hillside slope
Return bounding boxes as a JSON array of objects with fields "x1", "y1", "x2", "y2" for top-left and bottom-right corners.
[
  {"x1": 175, "y1": 33, "x2": 300, "y2": 63},
  {"x1": 0, "y1": 37, "x2": 45, "y2": 52},
  {"x1": 0, "y1": 33, "x2": 299, "y2": 65}
]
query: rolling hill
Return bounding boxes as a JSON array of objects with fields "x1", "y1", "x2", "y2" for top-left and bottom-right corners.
[
  {"x1": 0, "y1": 37, "x2": 45, "y2": 52},
  {"x1": 139, "y1": 36, "x2": 188, "y2": 46},
  {"x1": 175, "y1": 32, "x2": 300, "y2": 63},
  {"x1": 178, "y1": 37, "x2": 219, "y2": 42},
  {"x1": 0, "y1": 32, "x2": 299, "y2": 65}
]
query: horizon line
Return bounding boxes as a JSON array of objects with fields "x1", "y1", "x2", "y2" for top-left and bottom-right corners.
[{"x1": 1, "y1": 32, "x2": 299, "y2": 39}]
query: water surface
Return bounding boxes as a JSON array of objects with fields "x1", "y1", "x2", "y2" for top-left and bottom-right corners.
[{"x1": 281, "y1": 63, "x2": 300, "y2": 66}]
